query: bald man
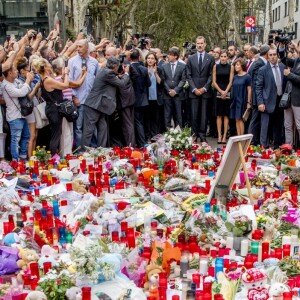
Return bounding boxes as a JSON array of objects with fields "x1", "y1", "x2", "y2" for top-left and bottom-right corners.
[{"x1": 68, "y1": 39, "x2": 100, "y2": 149}]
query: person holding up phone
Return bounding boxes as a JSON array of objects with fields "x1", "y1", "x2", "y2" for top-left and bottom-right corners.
[{"x1": 68, "y1": 38, "x2": 99, "y2": 149}]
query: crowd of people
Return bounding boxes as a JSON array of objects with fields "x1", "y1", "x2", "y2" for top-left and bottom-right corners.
[{"x1": 0, "y1": 29, "x2": 300, "y2": 161}]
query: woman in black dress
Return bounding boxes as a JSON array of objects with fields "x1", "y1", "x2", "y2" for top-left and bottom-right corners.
[
  {"x1": 36, "y1": 58, "x2": 70, "y2": 155},
  {"x1": 212, "y1": 50, "x2": 234, "y2": 143}
]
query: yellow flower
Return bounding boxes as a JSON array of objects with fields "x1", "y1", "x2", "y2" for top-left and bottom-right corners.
[
  {"x1": 43, "y1": 145, "x2": 46, "y2": 148},
  {"x1": 47, "y1": 151, "x2": 51, "y2": 154},
  {"x1": 36, "y1": 146, "x2": 40, "y2": 149},
  {"x1": 33, "y1": 151, "x2": 36, "y2": 155}
]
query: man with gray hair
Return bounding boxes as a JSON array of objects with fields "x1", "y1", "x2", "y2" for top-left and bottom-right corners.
[
  {"x1": 81, "y1": 57, "x2": 131, "y2": 148},
  {"x1": 248, "y1": 44, "x2": 270, "y2": 145},
  {"x1": 68, "y1": 39, "x2": 99, "y2": 149}
]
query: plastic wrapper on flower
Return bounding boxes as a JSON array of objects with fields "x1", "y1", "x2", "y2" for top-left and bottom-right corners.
[
  {"x1": 0, "y1": 178, "x2": 21, "y2": 216},
  {"x1": 122, "y1": 259, "x2": 148, "y2": 287},
  {"x1": 0, "y1": 246, "x2": 20, "y2": 275}
]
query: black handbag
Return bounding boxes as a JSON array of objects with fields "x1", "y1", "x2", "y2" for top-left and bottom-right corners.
[
  {"x1": 56, "y1": 99, "x2": 79, "y2": 122},
  {"x1": 279, "y1": 82, "x2": 292, "y2": 109},
  {"x1": 18, "y1": 95, "x2": 34, "y2": 116},
  {"x1": 4, "y1": 88, "x2": 33, "y2": 117}
]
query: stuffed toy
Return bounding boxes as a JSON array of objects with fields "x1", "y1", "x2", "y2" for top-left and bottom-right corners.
[
  {"x1": 3, "y1": 232, "x2": 20, "y2": 247},
  {"x1": 25, "y1": 291, "x2": 47, "y2": 300},
  {"x1": 38, "y1": 245, "x2": 57, "y2": 268},
  {"x1": 72, "y1": 179, "x2": 87, "y2": 194},
  {"x1": 65, "y1": 287, "x2": 82, "y2": 300},
  {"x1": 126, "y1": 166, "x2": 138, "y2": 183},
  {"x1": 268, "y1": 282, "x2": 290, "y2": 299},
  {"x1": 242, "y1": 268, "x2": 269, "y2": 300},
  {"x1": 17, "y1": 249, "x2": 39, "y2": 281},
  {"x1": 98, "y1": 253, "x2": 129, "y2": 282},
  {"x1": 143, "y1": 264, "x2": 163, "y2": 290}
]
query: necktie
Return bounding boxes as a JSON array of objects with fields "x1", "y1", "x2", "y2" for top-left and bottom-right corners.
[
  {"x1": 246, "y1": 60, "x2": 252, "y2": 71},
  {"x1": 171, "y1": 63, "x2": 175, "y2": 77},
  {"x1": 273, "y1": 65, "x2": 282, "y2": 96},
  {"x1": 199, "y1": 53, "x2": 202, "y2": 72}
]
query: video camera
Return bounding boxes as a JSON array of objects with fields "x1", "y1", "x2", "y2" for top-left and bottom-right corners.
[
  {"x1": 137, "y1": 34, "x2": 153, "y2": 50},
  {"x1": 273, "y1": 29, "x2": 295, "y2": 45},
  {"x1": 117, "y1": 53, "x2": 127, "y2": 74},
  {"x1": 183, "y1": 42, "x2": 196, "y2": 50}
]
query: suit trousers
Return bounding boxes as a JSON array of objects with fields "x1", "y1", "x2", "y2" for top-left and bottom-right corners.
[
  {"x1": 119, "y1": 106, "x2": 135, "y2": 146},
  {"x1": 248, "y1": 105, "x2": 261, "y2": 145},
  {"x1": 190, "y1": 97, "x2": 208, "y2": 137},
  {"x1": 260, "y1": 100, "x2": 284, "y2": 148},
  {"x1": 284, "y1": 105, "x2": 300, "y2": 146},
  {"x1": 81, "y1": 105, "x2": 108, "y2": 149},
  {"x1": 164, "y1": 98, "x2": 182, "y2": 128},
  {"x1": 134, "y1": 106, "x2": 146, "y2": 148}
]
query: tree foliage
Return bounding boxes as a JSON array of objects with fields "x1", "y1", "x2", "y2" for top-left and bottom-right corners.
[{"x1": 86, "y1": 0, "x2": 255, "y2": 49}]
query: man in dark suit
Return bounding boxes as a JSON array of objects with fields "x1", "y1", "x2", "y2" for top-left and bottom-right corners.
[
  {"x1": 81, "y1": 57, "x2": 130, "y2": 148},
  {"x1": 130, "y1": 49, "x2": 151, "y2": 147},
  {"x1": 161, "y1": 47, "x2": 186, "y2": 128},
  {"x1": 256, "y1": 48, "x2": 285, "y2": 149},
  {"x1": 248, "y1": 44, "x2": 270, "y2": 145},
  {"x1": 186, "y1": 36, "x2": 215, "y2": 142}
]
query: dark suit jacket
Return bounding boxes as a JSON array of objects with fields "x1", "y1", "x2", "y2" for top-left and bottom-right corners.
[
  {"x1": 161, "y1": 61, "x2": 186, "y2": 100},
  {"x1": 186, "y1": 52, "x2": 215, "y2": 99},
  {"x1": 250, "y1": 58, "x2": 266, "y2": 105},
  {"x1": 286, "y1": 58, "x2": 300, "y2": 107},
  {"x1": 85, "y1": 68, "x2": 130, "y2": 115},
  {"x1": 256, "y1": 62, "x2": 285, "y2": 113},
  {"x1": 131, "y1": 62, "x2": 151, "y2": 107}
]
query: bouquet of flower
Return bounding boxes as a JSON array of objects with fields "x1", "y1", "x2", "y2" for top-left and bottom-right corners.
[
  {"x1": 164, "y1": 126, "x2": 193, "y2": 151},
  {"x1": 69, "y1": 240, "x2": 103, "y2": 282},
  {"x1": 225, "y1": 215, "x2": 252, "y2": 237},
  {"x1": 202, "y1": 158, "x2": 216, "y2": 171},
  {"x1": 149, "y1": 139, "x2": 170, "y2": 167},
  {"x1": 33, "y1": 146, "x2": 52, "y2": 162},
  {"x1": 38, "y1": 269, "x2": 75, "y2": 300},
  {"x1": 195, "y1": 142, "x2": 214, "y2": 155},
  {"x1": 0, "y1": 161, "x2": 14, "y2": 174}
]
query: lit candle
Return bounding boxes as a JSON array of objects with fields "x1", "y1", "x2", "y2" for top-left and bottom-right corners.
[
  {"x1": 261, "y1": 241, "x2": 270, "y2": 261},
  {"x1": 241, "y1": 239, "x2": 249, "y2": 256}
]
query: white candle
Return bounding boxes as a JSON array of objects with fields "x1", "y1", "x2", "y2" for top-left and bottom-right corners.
[
  {"x1": 226, "y1": 236, "x2": 234, "y2": 249},
  {"x1": 199, "y1": 260, "x2": 208, "y2": 275},
  {"x1": 174, "y1": 266, "x2": 181, "y2": 277},
  {"x1": 241, "y1": 239, "x2": 249, "y2": 256},
  {"x1": 282, "y1": 236, "x2": 292, "y2": 245},
  {"x1": 229, "y1": 249, "x2": 236, "y2": 260},
  {"x1": 258, "y1": 245, "x2": 262, "y2": 262}
]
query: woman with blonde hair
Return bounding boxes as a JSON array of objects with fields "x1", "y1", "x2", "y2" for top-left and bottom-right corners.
[
  {"x1": 51, "y1": 57, "x2": 87, "y2": 156},
  {"x1": 35, "y1": 58, "x2": 69, "y2": 155}
]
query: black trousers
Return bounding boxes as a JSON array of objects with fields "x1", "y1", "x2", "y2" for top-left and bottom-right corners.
[
  {"x1": 164, "y1": 98, "x2": 183, "y2": 128},
  {"x1": 119, "y1": 106, "x2": 135, "y2": 146},
  {"x1": 134, "y1": 106, "x2": 146, "y2": 148},
  {"x1": 248, "y1": 105, "x2": 261, "y2": 145},
  {"x1": 190, "y1": 97, "x2": 208, "y2": 137},
  {"x1": 45, "y1": 103, "x2": 63, "y2": 155},
  {"x1": 145, "y1": 101, "x2": 160, "y2": 140}
]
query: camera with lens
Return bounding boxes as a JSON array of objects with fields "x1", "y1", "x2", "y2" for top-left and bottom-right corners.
[
  {"x1": 183, "y1": 42, "x2": 196, "y2": 50},
  {"x1": 138, "y1": 37, "x2": 147, "y2": 50},
  {"x1": 117, "y1": 53, "x2": 127, "y2": 74},
  {"x1": 274, "y1": 30, "x2": 295, "y2": 45}
]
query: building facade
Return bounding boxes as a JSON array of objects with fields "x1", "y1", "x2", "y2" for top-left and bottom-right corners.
[{"x1": 272, "y1": 0, "x2": 300, "y2": 40}]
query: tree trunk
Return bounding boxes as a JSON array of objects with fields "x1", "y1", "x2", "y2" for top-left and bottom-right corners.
[
  {"x1": 263, "y1": 0, "x2": 272, "y2": 42},
  {"x1": 287, "y1": 0, "x2": 295, "y2": 32},
  {"x1": 73, "y1": 0, "x2": 93, "y2": 33}
]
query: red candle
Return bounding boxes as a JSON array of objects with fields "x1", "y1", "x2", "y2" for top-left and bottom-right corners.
[
  {"x1": 261, "y1": 241, "x2": 270, "y2": 261},
  {"x1": 29, "y1": 262, "x2": 40, "y2": 279},
  {"x1": 275, "y1": 248, "x2": 282, "y2": 260},
  {"x1": 82, "y1": 287, "x2": 91, "y2": 300},
  {"x1": 127, "y1": 228, "x2": 136, "y2": 248},
  {"x1": 43, "y1": 262, "x2": 52, "y2": 274},
  {"x1": 111, "y1": 231, "x2": 119, "y2": 242},
  {"x1": 192, "y1": 273, "x2": 200, "y2": 288},
  {"x1": 283, "y1": 244, "x2": 291, "y2": 257}
]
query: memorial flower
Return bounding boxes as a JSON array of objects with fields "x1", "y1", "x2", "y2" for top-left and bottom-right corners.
[{"x1": 164, "y1": 126, "x2": 193, "y2": 151}]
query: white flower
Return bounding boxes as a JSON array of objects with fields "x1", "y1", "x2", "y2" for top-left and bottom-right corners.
[{"x1": 173, "y1": 129, "x2": 178, "y2": 134}]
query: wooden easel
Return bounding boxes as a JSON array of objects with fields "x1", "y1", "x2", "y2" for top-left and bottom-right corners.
[{"x1": 238, "y1": 141, "x2": 254, "y2": 203}]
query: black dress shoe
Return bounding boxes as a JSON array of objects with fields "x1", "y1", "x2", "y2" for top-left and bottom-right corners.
[{"x1": 200, "y1": 136, "x2": 207, "y2": 143}]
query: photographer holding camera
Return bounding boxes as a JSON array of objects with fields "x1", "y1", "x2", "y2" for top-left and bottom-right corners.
[{"x1": 282, "y1": 40, "x2": 300, "y2": 147}]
